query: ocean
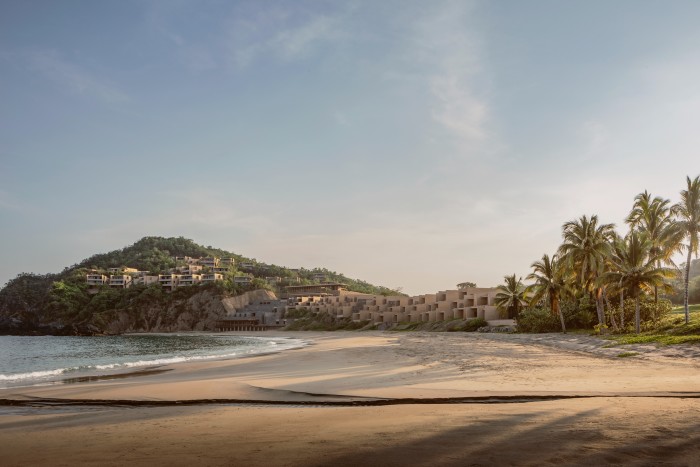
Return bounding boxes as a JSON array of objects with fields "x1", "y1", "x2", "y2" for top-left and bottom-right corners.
[{"x1": 0, "y1": 333, "x2": 305, "y2": 389}]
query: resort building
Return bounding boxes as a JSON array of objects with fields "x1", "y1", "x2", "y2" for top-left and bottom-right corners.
[
  {"x1": 202, "y1": 273, "x2": 224, "y2": 283},
  {"x1": 199, "y1": 257, "x2": 219, "y2": 268},
  {"x1": 283, "y1": 286, "x2": 501, "y2": 325},
  {"x1": 86, "y1": 274, "x2": 108, "y2": 286},
  {"x1": 178, "y1": 274, "x2": 203, "y2": 287},
  {"x1": 175, "y1": 265, "x2": 203, "y2": 274},
  {"x1": 234, "y1": 276, "x2": 252, "y2": 285},
  {"x1": 133, "y1": 275, "x2": 159, "y2": 286},
  {"x1": 240, "y1": 262, "x2": 254, "y2": 270},
  {"x1": 286, "y1": 283, "x2": 347, "y2": 296},
  {"x1": 220, "y1": 257, "x2": 235, "y2": 266},
  {"x1": 108, "y1": 267, "x2": 139, "y2": 274},
  {"x1": 175, "y1": 256, "x2": 198, "y2": 265},
  {"x1": 159, "y1": 274, "x2": 181, "y2": 291},
  {"x1": 109, "y1": 275, "x2": 133, "y2": 288}
]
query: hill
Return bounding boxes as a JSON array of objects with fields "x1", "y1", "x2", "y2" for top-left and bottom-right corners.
[{"x1": 0, "y1": 236, "x2": 402, "y2": 335}]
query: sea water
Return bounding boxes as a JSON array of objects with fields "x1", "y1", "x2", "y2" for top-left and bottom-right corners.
[{"x1": 0, "y1": 334, "x2": 305, "y2": 388}]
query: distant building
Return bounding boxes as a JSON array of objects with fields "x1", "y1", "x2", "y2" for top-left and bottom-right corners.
[
  {"x1": 175, "y1": 256, "x2": 198, "y2": 265},
  {"x1": 198, "y1": 257, "x2": 219, "y2": 268},
  {"x1": 86, "y1": 274, "x2": 108, "y2": 286},
  {"x1": 108, "y1": 267, "x2": 139, "y2": 274},
  {"x1": 109, "y1": 275, "x2": 133, "y2": 288},
  {"x1": 133, "y1": 275, "x2": 159, "y2": 286},
  {"x1": 285, "y1": 283, "x2": 347, "y2": 296},
  {"x1": 178, "y1": 274, "x2": 202, "y2": 287},
  {"x1": 202, "y1": 273, "x2": 224, "y2": 283},
  {"x1": 234, "y1": 276, "x2": 252, "y2": 284},
  {"x1": 159, "y1": 274, "x2": 181, "y2": 291}
]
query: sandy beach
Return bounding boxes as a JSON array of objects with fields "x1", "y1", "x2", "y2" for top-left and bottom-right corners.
[{"x1": 2, "y1": 331, "x2": 700, "y2": 466}]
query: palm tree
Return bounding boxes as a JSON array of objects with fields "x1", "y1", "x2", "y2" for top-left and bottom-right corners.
[
  {"x1": 495, "y1": 274, "x2": 527, "y2": 319},
  {"x1": 602, "y1": 231, "x2": 674, "y2": 333},
  {"x1": 673, "y1": 175, "x2": 700, "y2": 324},
  {"x1": 558, "y1": 215, "x2": 616, "y2": 327},
  {"x1": 526, "y1": 254, "x2": 569, "y2": 332},
  {"x1": 627, "y1": 190, "x2": 684, "y2": 304}
]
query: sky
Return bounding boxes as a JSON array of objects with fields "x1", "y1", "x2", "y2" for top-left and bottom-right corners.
[{"x1": 1, "y1": 0, "x2": 699, "y2": 295}]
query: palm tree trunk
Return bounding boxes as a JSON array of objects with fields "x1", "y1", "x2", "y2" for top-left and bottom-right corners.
[
  {"x1": 620, "y1": 290, "x2": 624, "y2": 329},
  {"x1": 603, "y1": 289, "x2": 618, "y2": 332},
  {"x1": 595, "y1": 288, "x2": 605, "y2": 329},
  {"x1": 655, "y1": 259, "x2": 660, "y2": 306},
  {"x1": 553, "y1": 294, "x2": 566, "y2": 333},
  {"x1": 684, "y1": 247, "x2": 692, "y2": 324},
  {"x1": 635, "y1": 293, "x2": 641, "y2": 334}
]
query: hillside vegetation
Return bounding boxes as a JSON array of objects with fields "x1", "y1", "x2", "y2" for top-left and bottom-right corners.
[{"x1": 0, "y1": 236, "x2": 401, "y2": 335}]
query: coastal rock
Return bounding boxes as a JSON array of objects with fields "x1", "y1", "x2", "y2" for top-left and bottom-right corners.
[{"x1": 221, "y1": 289, "x2": 277, "y2": 316}]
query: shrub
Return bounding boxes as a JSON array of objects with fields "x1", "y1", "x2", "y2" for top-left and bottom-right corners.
[
  {"x1": 463, "y1": 317, "x2": 487, "y2": 332},
  {"x1": 516, "y1": 308, "x2": 561, "y2": 333},
  {"x1": 608, "y1": 297, "x2": 672, "y2": 330}
]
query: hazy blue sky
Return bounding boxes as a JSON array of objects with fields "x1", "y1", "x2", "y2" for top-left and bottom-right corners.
[{"x1": 1, "y1": 1, "x2": 699, "y2": 294}]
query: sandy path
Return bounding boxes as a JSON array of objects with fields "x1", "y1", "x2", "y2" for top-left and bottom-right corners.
[{"x1": 1, "y1": 331, "x2": 699, "y2": 466}]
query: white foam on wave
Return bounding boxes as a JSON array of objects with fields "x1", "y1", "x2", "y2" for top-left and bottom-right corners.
[
  {"x1": 0, "y1": 336, "x2": 307, "y2": 387},
  {"x1": 0, "y1": 367, "x2": 76, "y2": 381}
]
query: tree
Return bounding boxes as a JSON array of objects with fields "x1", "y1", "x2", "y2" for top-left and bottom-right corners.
[
  {"x1": 495, "y1": 274, "x2": 527, "y2": 319},
  {"x1": 526, "y1": 254, "x2": 569, "y2": 332},
  {"x1": 626, "y1": 190, "x2": 684, "y2": 304},
  {"x1": 673, "y1": 175, "x2": 700, "y2": 324},
  {"x1": 601, "y1": 231, "x2": 674, "y2": 333},
  {"x1": 558, "y1": 214, "x2": 615, "y2": 327},
  {"x1": 457, "y1": 282, "x2": 477, "y2": 289}
]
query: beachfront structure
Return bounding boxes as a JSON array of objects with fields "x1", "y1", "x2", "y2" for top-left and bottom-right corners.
[
  {"x1": 284, "y1": 287, "x2": 501, "y2": 324},
  {"x1": 109, "y1": 275, "x2": 133, "y2": 288},
  {"x1": 86, "y1": 274, "x2": 109, "y2": 286}
]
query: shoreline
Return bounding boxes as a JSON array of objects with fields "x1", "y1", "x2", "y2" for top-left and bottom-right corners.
[
  {"x1": 2, "y1": 331, "x2": 700, "y2": 401},
  {"x1": 2, "y1": 331, "x2": 700, "y2": 466},
  {"x1": 0, "y1": 333, "x2": 309, "y2": 390}
]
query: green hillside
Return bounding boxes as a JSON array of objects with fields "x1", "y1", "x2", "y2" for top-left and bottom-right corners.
[{"x1": 0, "y1": 236, "x2": 402, "y2": 335}]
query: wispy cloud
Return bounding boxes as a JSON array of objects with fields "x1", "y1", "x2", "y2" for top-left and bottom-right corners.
[
  {"x1": 226, "y1": 7, "x2": 341, "y2": 69},
  {"x1": 20, "y1": 49, "x2": 130, "y2": 103},
  {"x1": 410, "y1": 1, "x2": 489, "y2": 149}
]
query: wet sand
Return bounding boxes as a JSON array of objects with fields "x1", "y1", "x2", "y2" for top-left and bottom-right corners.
[{"x1": 1, "y1": 331, "x2": 700, "y2": 466}]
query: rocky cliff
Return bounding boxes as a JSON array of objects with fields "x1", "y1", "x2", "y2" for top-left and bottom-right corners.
[{"x1": 98, "y1": 289, "x2": 279, "y2": 334}]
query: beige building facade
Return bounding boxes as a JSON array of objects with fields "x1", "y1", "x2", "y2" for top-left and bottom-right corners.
[{"x1": 286, "y1": 286, "x2": 501, "y2": 325}]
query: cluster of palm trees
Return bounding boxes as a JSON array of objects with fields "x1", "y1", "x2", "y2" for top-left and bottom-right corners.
[{"x1": 496, "y1": 175, "x2": 700, "y2": 334}]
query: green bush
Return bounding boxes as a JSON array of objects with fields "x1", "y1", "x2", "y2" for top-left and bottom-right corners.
[
  {"x1": 516, "y1": 308, "x2": 561, "y2": 333},
  {"x1": 463, "y1": 317, "x2": 487, "y2": 332},
  {"x1": 608, "y1": 297, "x2": 672, "y2": 330}
]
